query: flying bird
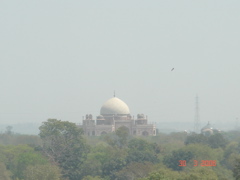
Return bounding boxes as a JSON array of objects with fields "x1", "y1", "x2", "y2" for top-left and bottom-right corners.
[{"x1": 171, "y1": 68, "x2": 174, "y2": 71}]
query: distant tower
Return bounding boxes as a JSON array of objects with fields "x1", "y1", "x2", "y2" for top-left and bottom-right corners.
[{"x1": 194, "y1": 95, "x2": 200, "y2": 133}]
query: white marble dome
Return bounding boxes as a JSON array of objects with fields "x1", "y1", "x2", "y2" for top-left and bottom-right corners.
[{"x1": 100, "y1": 97, "x2": 130, "y2": 115}]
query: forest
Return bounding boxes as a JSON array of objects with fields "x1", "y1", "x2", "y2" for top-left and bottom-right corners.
[{"x1": 0, "y1": 119, "x2": 240, "y2": 180}]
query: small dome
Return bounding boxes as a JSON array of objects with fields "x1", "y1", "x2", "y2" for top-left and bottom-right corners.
[
  {"x1": 97, "y1": 115, "x2": 105, "y2": 120},
  {"x1": 100, "y1": 97, "x2": 130, "y2": 115},
  {"x1": 201, "y1": 122, "x2": 213, "y2": 132}
]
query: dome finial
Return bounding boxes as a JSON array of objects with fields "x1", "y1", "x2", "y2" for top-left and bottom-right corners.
[{"x1": 114, "y1": 90, "x2": 116, "y2": 97}]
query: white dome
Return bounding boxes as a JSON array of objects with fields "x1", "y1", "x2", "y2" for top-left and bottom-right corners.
[{"x1": 100, "y1": 97, "x2": 130, "y2": 115}]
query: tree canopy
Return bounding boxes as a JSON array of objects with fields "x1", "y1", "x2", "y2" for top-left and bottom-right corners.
[{"x1": 39, "y1": 119, "x2": 89, "y2": 180}]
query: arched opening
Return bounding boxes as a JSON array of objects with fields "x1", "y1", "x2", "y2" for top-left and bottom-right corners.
[
  {"x1": 142, "y1": 131, "x2": 149, "y2": 136},
  {"x1": 92, "y1": 131, "x2": 95, "y2": 136},
  {"x1": 101, "y1": 131, "x2": 107, "y2": 135},
  {"x1": 133, "y1": 130, "x2": 136, "y2": 135}
]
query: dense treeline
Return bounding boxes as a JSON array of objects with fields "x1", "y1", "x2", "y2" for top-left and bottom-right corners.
[{"x1": 0, "y1": 120, "x2": 240, "y2": 180}]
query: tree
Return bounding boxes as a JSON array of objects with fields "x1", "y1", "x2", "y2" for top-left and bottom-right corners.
[
  {"x1": 140, "y1": 167, "x2": 181, "y2": 180},
  {"x1": 163, "y1": 149, "x2": 194, "y2": 171},
  {"x1": 0, "y1": 163, "x2": 11, "y2": 180},
  {"x1": 223, "y1": 142, "x2": 240, "y2": 170},
  {"x1": 24, "y1": 164, "x2": 62, "y2": 180},
  {"x1": 183, "y1": 166, "x2": 218, "y2": 180},
  {"x1": 208, "y1": 133, "x2": 228, "y2": 149},
  {"x1": 115, "y1": 126, "x2": 130, "y2": 148},
  {"x1": 222, "y1": 131, "x2": 240, "y2": 142},
  {"x1": 141, "y1": 166, "x2": 219, "y2": 180},
  {"x1": 127, "y1": 138, "x2": 160, "y2": 164},
  {"x1": 15, "y1": 149, "x2": 48, "y2": 179},
  {"x1": 114, "y1": 162, "x2": 156, "y2": 180},
  {"x1": 233, "y1": 158, "x2": 240, "y2": 180},
  {"x1": 80, "y1": 155, "x2": 102, "y2": 178},
  {"x1": 185, "y1": 134, "x2": 208, "y2": 146},
  {"x1": 39, "y1": 119, "x2": 89, "y2": 180},
  {"x1": 101, "y1": 146, "x2": 127, "y2": 179},
  {"x1": 103, "y1": 126, "x2": 130, "y2": 148},
  {"x1": 82, "y1": 176, "x2": 104, "y2": 180},
  {"x1": 0, "y1": 144, "x2": 49, "y2": 180},
  {"x1": 185, "y1": 133, "x2": 229, "y2": 149}
]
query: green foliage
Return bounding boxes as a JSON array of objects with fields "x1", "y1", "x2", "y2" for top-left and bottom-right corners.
[
  {"x1": 183, "y1": 166, "x2": 218, "y2": 180},
  {"x1": 80, "y1": 153, "x2": 102, "y2": 177},
  {"x1": 39, "y1": 119, "x2": 89, "y2": 180},
  {"x1": 225, "y1": 153, "x2": 240, "y2": 171},
  {"x1": 163, "y1": 149, "x2": 194, "y2": 171},
  {"x1": 222, "y1": 130, "x2": 240, "y2": 142},
  {"x1": 23, "y1": 164, "x2": 62, "y2": 180},
  {"x1": 81, "y1": 143, "x2": 128, "y2": 179},
  {"x1": 140, "y1": 167, "x2": 181, "y2": 180},
  {"x1": 141, "y1": 167, "x2": 219, "y2": 180},
  {"x1": 115, "y1": 126, "x2": 130, "y2": 148},
  {"x1": 185, "y1": 134, "x2": 208, "y2": 145},
  {"x1": 163, "y1": 144, "x2": 224, "y2": 171},
  {"x1": 0, "y1": 126, "x2": 238, "y2": 179},
  {"x1": 213, "y1": 165, "x2": 234, "y2": 180},
  {"x1": 233, "y1": 158, "x2": 240, "y2": 180},
  {"x1": 183, "y1": 144, "x2": 223, "y2": 161},
  {"x1": 0, "y1": 163, "x2": 11, "y2": 180},
  {"x1": 223, "y1": 142, "x2": 240, "y2": 170},
  {"x1": 0, "y1": 144, "x2": 49, "y2": 180},
  {"x1": 0, "y1": 133, "x2": 42, "y2": 146},
  {"x1": 224, "y1": 142, "x2": 239, "y2": 158},
  {"x1": 103, "y1": 126, "x2": 130, "y2": 148},
  {"x1": 114, "y1": 162, "x2": 157, "y2": 180},
  {"x1": 82, "y1": 176, "x2": 104, "y2": 180},
  {"x1": 101, "y1": 146, "x2": 128, "y2": 179},
  {"x1": 127, "y1": 138, "x2": 160, "y2": 164},
  {"x1": 208, "y1": 133, "x2": 229, "y2": 149},
  {"x1": 152, "y1": 132, "x2": 187, "y2": 145},
  {"x1": 185, "y1": 133, "x2": 229, "y2": 149},
  {"x1": 15, "y1": 149, "x2": 48, "y2": 179}
]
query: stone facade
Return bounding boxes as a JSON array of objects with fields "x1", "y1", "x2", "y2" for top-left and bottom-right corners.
[{"x1": 80, "y1": 97, "x2": 156, "y2": 136}]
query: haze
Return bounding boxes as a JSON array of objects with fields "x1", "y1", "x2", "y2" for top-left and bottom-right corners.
[{"x1": 0, "y1": 1, "x2": 240, "y2": 132}]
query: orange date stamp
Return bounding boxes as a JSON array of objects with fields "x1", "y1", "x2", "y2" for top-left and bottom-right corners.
[{"x1": 179, "y1": 160, "x2": 216, "y2": 167}]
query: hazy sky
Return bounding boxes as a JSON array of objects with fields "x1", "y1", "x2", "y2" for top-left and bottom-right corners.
[{"x1": 0, "y1": 1, "x2": 240, "y2": 127}]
